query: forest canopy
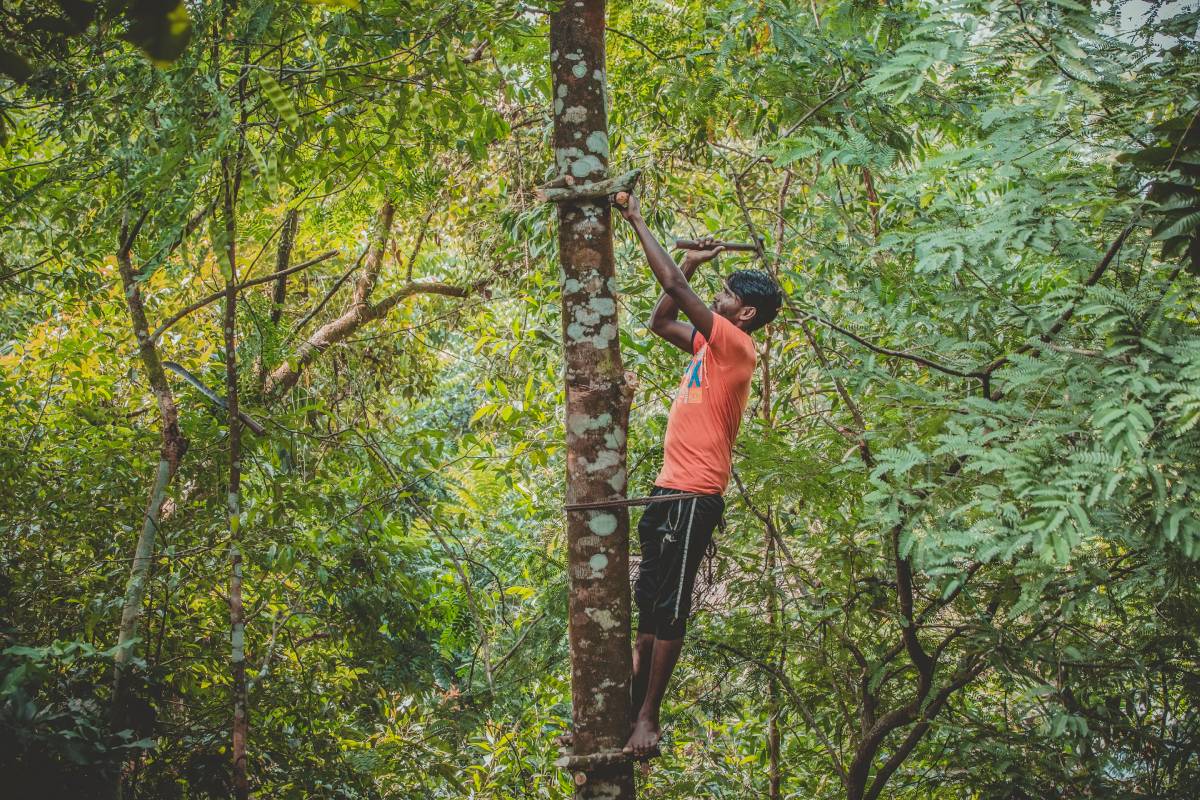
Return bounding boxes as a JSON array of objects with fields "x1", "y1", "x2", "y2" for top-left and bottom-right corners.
[{"x1": 1, "y1": 0, "x2": 1198, "y2": 798}]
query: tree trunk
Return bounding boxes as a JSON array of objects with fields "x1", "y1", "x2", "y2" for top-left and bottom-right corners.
[
  {"x1": 761, "y1": 337, "x2": 781, "y2": 800},
  {"x1": 220, "y1": 163, "x2": 250, "y2": 800},
  {"x1": 766, "y1": 531, "x2": 782, "y2": 800},
  {"x1": 270, "y1": 209, "x2": 299, "y2": 325},
  {"x1": 550, "y1": 3, "x2": 636, "y2": 797},
  {"x1": 112, "y1": 215, "x2": 188, "y2": 800}
]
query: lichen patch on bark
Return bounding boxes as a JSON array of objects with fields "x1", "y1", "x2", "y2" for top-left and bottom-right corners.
[
  {"x1": 585, "y1": 131, "x2": 609, "y2": 158},
  {"x1": 587, "y1": 513, "x2": 618, "y2": 536},
  {"x1": 562, "y1": 105, "x2": 588, "y2": 123}
]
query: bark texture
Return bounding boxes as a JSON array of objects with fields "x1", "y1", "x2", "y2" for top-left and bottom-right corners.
[
  {"x1": 761, "y1": 335, "x2": 782, "y2": 800},
  {"x1": 550, "y1": 3, "x2": 636, "y2": 797},
  {"x1": 115, "y1": 222, "x2": 188, "y2": 474},
  {"x1": 766, "y1": 531, "x2": 782, "y2": 800}
]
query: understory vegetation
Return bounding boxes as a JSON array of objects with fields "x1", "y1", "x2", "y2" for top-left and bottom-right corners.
[{"x1": 2, "y1": 0, "x2": 1198, "y2": 797}]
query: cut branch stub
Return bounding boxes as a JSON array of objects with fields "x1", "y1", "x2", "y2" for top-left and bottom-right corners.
[
  {"x1": 538, "y1": 169, "x2": 642, "y2": 204},
  {"x1": 554, "y1": 749, "x2": 631, "y2": 770}
]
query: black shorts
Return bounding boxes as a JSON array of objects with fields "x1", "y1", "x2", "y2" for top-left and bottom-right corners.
[{"x1": 634, "y1": 487, "x2": 725, "y2": 640}]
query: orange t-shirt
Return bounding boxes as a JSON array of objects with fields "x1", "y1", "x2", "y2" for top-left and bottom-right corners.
[{"x1": 655, "y1": 314, "x2": 756, "y2": 495}]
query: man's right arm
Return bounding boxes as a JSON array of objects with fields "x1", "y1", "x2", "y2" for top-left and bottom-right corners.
[
  {"x1": 647, "y1": 257, "x2": 702, "y2": 353},
  {"x1": 639, "y1": 230, "x2": 724, "y2": 353},
  {"x1": 615, "y1": 192, "x2": 724, "y2": 352}
]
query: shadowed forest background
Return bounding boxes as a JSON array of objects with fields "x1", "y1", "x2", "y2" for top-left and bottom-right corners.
[{"x1": 2, "y1": 0, "x2": 1199, "y2": 797}]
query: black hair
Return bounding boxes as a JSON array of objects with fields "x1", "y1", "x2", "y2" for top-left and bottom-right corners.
[{"x1": 727, "y1": 269, "x2": 783, "y2": 333}]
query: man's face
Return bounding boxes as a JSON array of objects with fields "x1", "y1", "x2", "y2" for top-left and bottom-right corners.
[{"x1": 712, "y1": 278, "x2": 748, "y2": 323}]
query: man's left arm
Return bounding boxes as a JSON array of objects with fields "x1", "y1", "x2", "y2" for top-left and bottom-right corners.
[{"x1": 618, "y1": 193, "x2": 715, "y2": 342}]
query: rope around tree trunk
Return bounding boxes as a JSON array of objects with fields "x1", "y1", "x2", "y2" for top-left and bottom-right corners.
[{"x1": 563, "y1": 492, "x2": 708, "y2": 512}]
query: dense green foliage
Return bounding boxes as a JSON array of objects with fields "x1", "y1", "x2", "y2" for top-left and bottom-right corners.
[{"x1": 2, "y1": 0, "x2": 1198, "y2": 797}]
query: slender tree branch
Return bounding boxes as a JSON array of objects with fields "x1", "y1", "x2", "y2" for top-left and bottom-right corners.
[
  {"x1": 352, "y1": 202, "x2": 396, "y2": 306},
  {"x1": 286, "y1": 249, "x2": 367, "y2": 345},
  {"x1": 492, "y1": 612, "x2": 548, "y2": 675},
  {"x1": 706, "y1": 640, "x2": 849, "y2": 785},
  {"x1": 791, "y1": 301, "x2": 984, "y2": 380},
  {"x1": 981, "y1": 221, "x2": 1137, "y2": 378},
  {"x1": 119, "y1": 209, "x2": 150, "y2": 256},
  {"x1": 147, "y1": 250, "x2": 339, "y2": 343},
  {"x1": 730, "y1": 469, "x2": 797, "y2": 567},
  {"x1": 369, "y1": 280, "x2": 473, "y2": 318},
  {"x1": 264, "y1": 202, "x2": 482, "y2": 397},
  {"x1": 404, "y1": 204, "x2": 437, "y2": 282},
  {"x1": 270, "y1": 209, "x2": 300, "y2": 324},
  {"x1": 736, "y1": 82, "x2": 852, "y2": 180},
  {"x1": 893, "y1": 522, "x2": 934, "y2": 690},
  {"x1": 605, "y1": 25, "x2": 680, "y2": 61}
]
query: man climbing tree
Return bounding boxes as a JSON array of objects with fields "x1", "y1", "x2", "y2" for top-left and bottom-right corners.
[{"x1": 615, "y1": 192, "x2": 783, "y2": 758}]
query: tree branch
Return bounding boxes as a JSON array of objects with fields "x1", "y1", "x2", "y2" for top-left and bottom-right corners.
[
  {"x1": 286, "y1": 249, "x2": 367, "y2": 346},
  {"x1": 605, "y1": 25, "x2": 680, "y2": 61},
  {"x1": 264, "y1": 202, "x2": 480, "y2": 404},
  {"x1": 730, "y1": 468, "x2": 797, "y2": 567},
  {"x1": 403, "y1": 204, "x2": 437, "y2": 282},
  {"x1": 116, "y1": 212, "x2": 187, "y2": 470},
  {"x1": 352, "y1": 201, "x2": 396, "y2": 306},
  {"x1": 981, "y1": 221, "x2": 1137, "y2": 379},
  {"x1": 892, "y1": 521, "x2": 934, "y2": 690},
  {"x1": 148, "y1": 250, "x2": 339, "y2": 344},
  {"x1": 736, "y1": 82, "x2": 852, "y2": 180},
  {"x1": 368, "y1": 280, "x2": 473, "y2": 319},
  {"x1": 791, "y1": 301, "x2": 984, "y2": 380}
]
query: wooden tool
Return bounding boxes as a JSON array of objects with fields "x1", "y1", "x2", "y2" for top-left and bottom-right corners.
[
  {"x1": 674, "y1": 238, "x2": 761, "y2": 252},
  {"x1": 608, "y1": 191, "x2": 759, "y2": 253}
]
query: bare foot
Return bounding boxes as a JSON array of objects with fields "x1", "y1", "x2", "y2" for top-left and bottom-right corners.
[{"x1": 622, "y1": 716, "x2": 661, "y2": 761}]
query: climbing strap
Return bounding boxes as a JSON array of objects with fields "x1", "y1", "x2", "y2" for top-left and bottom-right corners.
[
  {"x1": 563, "y1": 492, "x2": 707, "y2": 512},
  {"x1": 705, "y1": 517, "x2": 723, "y2": 585}
]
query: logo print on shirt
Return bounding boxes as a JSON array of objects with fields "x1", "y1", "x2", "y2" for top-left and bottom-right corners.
[{"x1": 682, "y1": 347, "x2": 706, "y2": 404}]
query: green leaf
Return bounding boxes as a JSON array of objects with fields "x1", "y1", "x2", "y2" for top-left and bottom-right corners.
[
  {"x1": 1152, "y1": 209, "x2": 1200, "y2": 242},
  {"x1": 258, "y1": 71, "x2": 300, "y2": 129}
]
